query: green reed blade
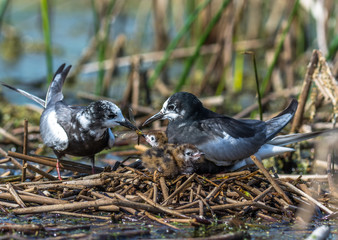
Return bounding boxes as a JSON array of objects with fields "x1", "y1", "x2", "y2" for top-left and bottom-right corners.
[
  {"x1": 175, "y1": 0, "x2": 231, "y2": 92},
  {"x1": 40, "y1": 0, "x2": 53, "y2": 84},
  {"x1": 148, "y1": 0, "x2": 212, "y2": 88},
  {"x1": 260, "y1": 0, "x2": 299, "y2": 94}
]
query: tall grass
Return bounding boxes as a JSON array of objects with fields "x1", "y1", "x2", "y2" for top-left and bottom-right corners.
[
  {"x1": 40, "y1": 0, "x2": 53, "y2": 83},
  {"x1": 0, "y1": 0, "x2": 9, "y2": 32},
  {"x1": 260, "y1": 0, "x2": 299, "y2": 94},
  {"x1": 148, "y1": 0, "x2": 212, "y2": 88},
  {"x1": 93, "y1": 0, "x2": 116, "y2": 95},
  {"x1": 245, "y1": 51, "x2": 263, "y2": 120},
  {"x1": 175, "y1": 0, "x2": 231, "y2": 92}
]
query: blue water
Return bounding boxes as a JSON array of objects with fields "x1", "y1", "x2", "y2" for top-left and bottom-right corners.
[{"x1": 0, "y1": 0, "x2": 156, "y2": 93}]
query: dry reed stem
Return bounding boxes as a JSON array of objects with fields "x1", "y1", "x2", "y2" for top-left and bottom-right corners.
[
  {"x1": 8, "y1": 151, "x2": 103, "y2": 174},
  {"x1": 0, "y1": 193, "x2": 67, "y2": 205},
  {"x1": 25, "y1": 163, "x2": 57, "y2": 181},
  {"x1": 12, "y1": 199, "x2": 119, "y2": 215},
  {"x1": 159, "y1": 176, "x2": 169, "y2": 200},
  {"x1": 290, "y1": 50, "x2": 319, "y2": 132},
  {"x1": 250, "y1": 155, "x2": 292, "y2": 204},
  {"x1": 281, "y1": 182, "x2": 333, "y2": 215},
  {"x1": 51, "y1": 211, "x2": 111, "y2": 220},
  {"x1": 9, "y1": 157, "x2": 34, "y2": 178},
  {"x1": 6, "y1": 183, "x2": 26, "y2": 208},
  {"x1": 162, "y1": 173, "x2": 197, "y2": 204},
  {"x1": 137, "y1": 191, "x2": 190, "y2": 219},
  {"x1": 144, "y1": 211, "x2": 180, "y2": 230},
  {"x1": 22, "y1": 119, "x2": 28, "y2": 182}
]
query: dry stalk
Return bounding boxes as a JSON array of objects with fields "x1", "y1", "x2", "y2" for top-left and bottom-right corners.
[
  {"x1": 281, "y1": 182, "x2": 333, "y2": 215},
  {"x1": 250, "y1": 155, "x2": 292, "y2": 204},
  {"x1": 6, "y1": 183, "x2": 26, "y2": 208},
  {"x1": 136, "y1": 191, "x2": 190, "y2": 219},
  {"x1": 162, "y1": 173, "x2": 197, "y2": 205}
]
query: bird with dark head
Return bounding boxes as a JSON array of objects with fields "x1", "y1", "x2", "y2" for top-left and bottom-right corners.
[
  {"x1": 1, "y1": 64, "x2": 138, "y2": 180},
  {"x1": 143, "y1": 92, "x2": 333, "y2": 171}
]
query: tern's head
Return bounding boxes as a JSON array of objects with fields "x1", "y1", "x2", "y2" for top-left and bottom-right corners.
[
  {"x1": 142, "y1": 92, "x2": 203, "y2": 126},
  {"x1": 84, "y1": 100, "x2": 137, "y2": 130}
]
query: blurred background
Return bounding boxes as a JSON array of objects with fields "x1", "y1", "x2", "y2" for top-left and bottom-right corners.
[{"x1": 0, "y1": 0, "x2": 337, "y2": 174}]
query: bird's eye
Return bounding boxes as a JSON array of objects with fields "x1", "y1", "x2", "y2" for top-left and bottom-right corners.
[
  {"x1": 186, "y1": 151, "x2": 192, "y2": 156},
  {"x1": 151, "y1": 136, "x2": 155, "y2": 141},
  {"x1": 167, "y1": 105, "x2": 175, "y2": 111},
  {"x1": 108, "y1": 114, "x2": 116, "y2": 119}
]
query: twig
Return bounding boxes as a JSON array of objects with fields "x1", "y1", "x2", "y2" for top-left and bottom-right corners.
[
  {"x1": 250, "y1": 155, "x2": 292, "y2": 204},
  {"x1": 281, "y1": 182, "x2": 333, "y2": 215},
  {"x1": 144, "y1": 211, "x2": 179, "y2": 230},
  {"x1": 22, "y1": 119, "x2": 28, "y2": 182},
  {"x1": 51, "y1": 211, "x2": 111, "y2": 220},
  {"x1": 290, "y1": 50, "x2": 319, "y2": 132},
  {"x1": 25, "y1": 163, "x2": 57, "y2": 181},
  {"x1": 136, "y1": 191, "x2": 190, "y2": 219},
  {"x1": 7, "y1": 183, "x2": 26, "y2": 208},
  {"x1": 162, "y1": 173, "x2": 197, "y2": 205},
  {"x1": 159, "y1": 176, "x2": 169, "y2": 200}
]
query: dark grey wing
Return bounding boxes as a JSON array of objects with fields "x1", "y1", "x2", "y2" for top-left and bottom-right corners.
[
  {"x1": 167, "y1": 117, "x2": 267, "y2": 165},
  {"x1": 54, "y1": 101, "x2": 81, "y2": 134},
  {"x1": 45, "y1": 64, "x2": 72, "y2": 107}
]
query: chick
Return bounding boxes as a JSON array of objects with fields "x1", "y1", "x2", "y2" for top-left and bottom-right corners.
[
  {"x1": 144, "y1": 131, "x2": 168, "y2": 147},
  {"x1": 143, "y1": 131, "x2": 229, "y2": 175},
  {"x1": 141, "y1": 143, "x2": 204, "y2": 177}
]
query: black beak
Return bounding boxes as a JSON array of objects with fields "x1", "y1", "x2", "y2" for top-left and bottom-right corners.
[
  {"x1": 117, "y1": 119, "x2": 138, "y2": 131},
  {"x1": 142, "y1": 111, "x2": 165, "y2": 126}
]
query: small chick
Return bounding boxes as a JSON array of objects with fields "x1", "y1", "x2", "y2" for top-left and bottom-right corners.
[
  {"x1": 144, "y1": 131, "x2": 168, "y2": 147},
  {"x1": 141, "y1": 143, "x2": 203, "y2": 177},
  {"x1": 143, "y1": 131, "x2": 230, "y2": 174}
]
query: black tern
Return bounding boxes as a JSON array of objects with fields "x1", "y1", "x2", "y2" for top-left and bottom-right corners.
[
  {"x1": 1, "y1": 64, "x2": 137, "y2": 180},
  {"x1": 142, "y1": 92, "x2": 332, "y2": 170}
]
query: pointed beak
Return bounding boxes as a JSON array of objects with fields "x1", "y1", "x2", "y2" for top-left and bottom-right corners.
[
  {"x1": 193, "y1": 152, "x2": 204, "y2": 159},
  {"x1": 142, "y1": 111, "x2": 165, "y2": 126},
  {"x1": 117, "y1": 119, "x2": 138, "y2": 131}
]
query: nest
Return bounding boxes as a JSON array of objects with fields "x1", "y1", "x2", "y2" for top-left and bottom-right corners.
[{"x1": 0, "y1": 151, "x2": 335, "y2": 232}]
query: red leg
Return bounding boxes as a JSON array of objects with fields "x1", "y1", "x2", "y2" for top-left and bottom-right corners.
[{"x1": 56, "y1": 159, "x2": 62, "y2": 180}]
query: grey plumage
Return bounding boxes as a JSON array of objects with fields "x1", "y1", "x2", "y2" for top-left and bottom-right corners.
[{"x1": 1, "y1": 64, "x2": 137, "y2": 179}]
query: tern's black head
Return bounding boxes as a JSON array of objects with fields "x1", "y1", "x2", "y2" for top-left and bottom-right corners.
[{"x1": 142, "y1": 92, "x2": 204, "y2": 126}]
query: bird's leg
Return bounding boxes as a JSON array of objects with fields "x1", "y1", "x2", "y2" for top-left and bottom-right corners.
[
  {"x1": 53, "y1": 151, "x2": 63, "y2": 180},
  {"x1": 90, "y1": 155, "x2": 95, "y2": 174},
  {"x1": 56, "y1": 158, "x2": 62, "y2": 180}
]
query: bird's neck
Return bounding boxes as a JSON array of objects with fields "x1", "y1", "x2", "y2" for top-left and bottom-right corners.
[{"x1": 184, "y1": 107, "x2": 216, "y2": 121}]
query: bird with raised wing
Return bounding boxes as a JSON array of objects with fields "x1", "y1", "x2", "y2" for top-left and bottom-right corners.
[
  {"x1": 1, "y1": 64, "x2": 138, "y2": 180},
  {"x1": 142, "y1": 92, "x2": 333, "y2": 171}
]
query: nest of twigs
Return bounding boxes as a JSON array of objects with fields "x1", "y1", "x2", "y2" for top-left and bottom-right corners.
[{"x1": 0, "y1": 150, "x2": 336, "y2": 232}]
